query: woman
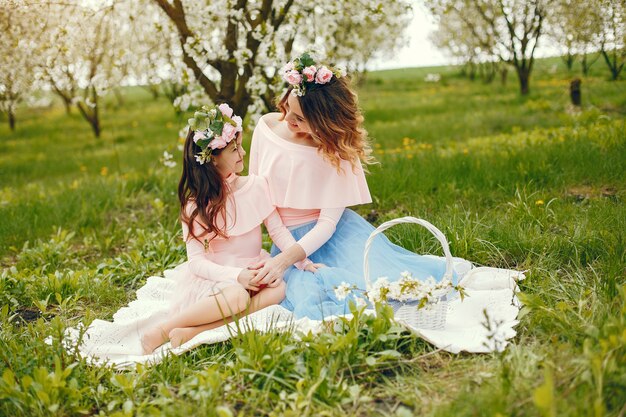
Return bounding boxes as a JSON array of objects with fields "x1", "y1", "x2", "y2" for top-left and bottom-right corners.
[{"x1": 248, "y1": 53, "x2": 455, "y2": 320}]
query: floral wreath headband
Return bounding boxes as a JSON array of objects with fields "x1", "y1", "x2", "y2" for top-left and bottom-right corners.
[
  {"x1": 280, "y1": 52, "x2": 347, "y2": 96},
  {"x1": 187, "y1": 103, "x2": 243, "y2": 165}
]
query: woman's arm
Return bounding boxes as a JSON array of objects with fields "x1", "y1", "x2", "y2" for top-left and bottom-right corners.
[
  {"x1": 254, "y1": 207, "x2": 344, "y2": 285},
  {"x1": 263, "y1": 209, "x2": 312, "y2": 270},
  {"x1": 296, "y1": 207, "x2": 344, "y2": 256}
]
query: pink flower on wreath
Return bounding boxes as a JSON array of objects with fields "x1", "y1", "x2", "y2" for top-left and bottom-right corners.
[
  {"x1": 210, "y1": 137, "x2": 227, "y2": 149},
  {"x1": 280, "y1": 62, "x2": 294, "y2": 74},
  {"x1": 284, "y1": 70, "x2": 303, "y2": 86},
  {"x1": 232, "y1": 115, "x2": 243, "y2": 132},
  {"x1": 302, "y1": 65, "x2": 317, "y2": 82},
  {"x1": 315, "y1": 66, "x2": 333, "y2": 84},
  {"x1": 218, "y1": 103, "x2": 234, "y2": 118},
  {"x1": 221, "y1": 123, "x2": 238, "y2": 142}
]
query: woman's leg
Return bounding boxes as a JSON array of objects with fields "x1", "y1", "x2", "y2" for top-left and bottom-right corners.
[
  {"x1": 141, "y1": 285, "x2": 250, "y2": 354},
  {"x1": 169, "y1": 282, "x2": 286, "y2": 348}
]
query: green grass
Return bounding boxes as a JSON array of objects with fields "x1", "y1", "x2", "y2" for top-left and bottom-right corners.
[{"x1": 0, "y1": 61, "x2": 625, "y2": 416}]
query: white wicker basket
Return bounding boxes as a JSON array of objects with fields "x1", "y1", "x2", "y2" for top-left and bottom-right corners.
[{"x1": 363, "y1": 217, "x2": 455, "y2": 330}]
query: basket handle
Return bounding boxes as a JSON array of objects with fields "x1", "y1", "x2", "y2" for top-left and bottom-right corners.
[{"x1": 363, "y1": 217, "x2": 454, "y2": 289}]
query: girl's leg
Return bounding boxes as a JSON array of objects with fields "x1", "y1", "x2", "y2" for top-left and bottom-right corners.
[
  {"x1": 141, "y1": 285, "x2": 250, "y2": 354},
  {"x1": 169, "y1": 282, "x2": 286, "y2": 348},
  {"x1": 249, "y1": 281, "x2": 286, "y2": 311}
]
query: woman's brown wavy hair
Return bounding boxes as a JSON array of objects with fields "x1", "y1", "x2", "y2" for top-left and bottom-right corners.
[
  {"x1": 178, "y1": 128, "x2": 232, "y2": 243},
  {"x1": 277, "y1": 76, "x2": 375, "y2": 172}
]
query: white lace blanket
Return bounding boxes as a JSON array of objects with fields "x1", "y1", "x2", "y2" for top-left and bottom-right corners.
[{"x1": 63, "y1": 264, "x2": 525, "y2": 369}]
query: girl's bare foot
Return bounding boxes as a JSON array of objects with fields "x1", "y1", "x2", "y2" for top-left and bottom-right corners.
[
  {"x1": 168, "y1": 327, "x2": 198, "y2": 349},
  {"x1": 140, "y1": 326, "x2": 168, "y2": 355}
]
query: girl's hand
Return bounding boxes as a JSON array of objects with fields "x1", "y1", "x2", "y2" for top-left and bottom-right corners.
[
  {"x1": 252, "y1": 255, "x2": 288, "y2": 287},
  {"x1": 237, "y1": 268, "x2": 261, "y2": 291},
  {"x1": 305, "y1": 263, "x2": 326, "y2": 273},
  {"x1": 247, "y1": 260, "x2": 266, "y2": 271}
]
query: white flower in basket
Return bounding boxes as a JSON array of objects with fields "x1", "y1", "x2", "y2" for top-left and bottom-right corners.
[{"x1": 362, "y1": 217, "x2": 465, "y2": 330}]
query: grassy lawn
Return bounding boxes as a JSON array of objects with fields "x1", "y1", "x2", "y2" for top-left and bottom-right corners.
[{"x1": 0, "y1": 59, "x2": 625, "y2": 416}]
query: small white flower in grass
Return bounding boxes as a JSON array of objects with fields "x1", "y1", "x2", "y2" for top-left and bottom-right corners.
[
  {"x1": 334, "y1": 282, "x2": 352, "y2": 300},
  {"x1": 354, "y1": 297, "x2": 367, "y2": 309},
  {"x1": 161, "y1": 151, "x2": 177, "y2": 168}
]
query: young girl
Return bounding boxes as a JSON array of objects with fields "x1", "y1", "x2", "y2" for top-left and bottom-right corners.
[
  {"x1": 248, "y1": 53, "x2": 462, "y2": 320},
  {"x1": 141, "y1": 103, "x2": 318, "y2": 354}
]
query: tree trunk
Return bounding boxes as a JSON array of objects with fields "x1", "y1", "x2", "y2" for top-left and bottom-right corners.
[
  {"x1": 500, "y1": 66, "x2": 508, "y2": 86},
  {"x1": 468, "y1": 62, "x2": 477, "y2": 81},
  {"x1": 570, "y1": 78, "x2": 581, "y2": 106},
  {"x1": 92, "y1": 89, "x2": 101, "y2": 138},
  {"x1": 482, "y1": 62, "x2": 496, "y2": 83},
  {"x1": 91, "y1": 116, "x2": 101, "y2": 138},
  {"x1": 582, "y1": 54, "x2": 590, "y2": 75},
  {"x1": 113, "y1": 88, "x2": 124, "y2": 108},
  {"x1": 76, "y1": 87, "x2": 101, "y2": 138},
  {"x1": 142, "y1": 84, "x2": 160, "y2": 100},
  {"x1": 562, "y1": 52, "x2": 575, "y2": 71},
  {"x1": 8, "y1": 110, "x2": 15, "y2": 131},
  {"x1": 63, "y1": 99, "x2": 72, "y2": 115},
  {"x1": 517, "y1": 68, "x2": 530, "y2": 95},
  {"x1": 581, "y1": 52, "x2": 600, "y2": 76},
  {"x1": 601, "y1": 47, "x2": 624, "y2": 80}
]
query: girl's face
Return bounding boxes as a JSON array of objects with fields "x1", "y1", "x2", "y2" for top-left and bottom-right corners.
[
  {"x1": 213, "y1": 134, "x2": 245, "y2": 177},
  {"x1": 284, "y1": 92, "x2": 314, "y2": 136}
]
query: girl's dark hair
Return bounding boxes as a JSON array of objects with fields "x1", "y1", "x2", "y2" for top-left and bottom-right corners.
[{"x1": 178, "y1": 128, "x2": 229, "y2": 243}]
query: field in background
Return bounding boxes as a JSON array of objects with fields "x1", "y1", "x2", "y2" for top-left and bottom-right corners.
[{"x1": 0, "y1": 59, "x2": 625, "y2": 416}]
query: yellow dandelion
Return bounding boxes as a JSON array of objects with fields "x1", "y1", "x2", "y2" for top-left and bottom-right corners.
[
  {"x1": 100, "y1": 167, "x2": 108, "y2": 176},
  {"x1": 69, "y1": 180, "x2": 80, "y2": 190},
  {"x1": 535, "y1": 200, "x2": 544, "y2": 205},
  {"x1": 463, "y1": 148, "x2": 469, "y2": 155},
  {"x1": 79, "y1": 165, "x2": 87, "y2": 172},
  {"x1": 166, "y1": 122, "x2": 173, "y2": 128},
  {"x1": 407, "y1": 154, "x2": 414, "y2": 159}
]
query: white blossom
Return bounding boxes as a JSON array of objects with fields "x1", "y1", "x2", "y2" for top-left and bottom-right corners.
[
  {"x1": 354, "y1": 297, "x2": 367, "y2": 309},
  {"x1": 334, "y1": 282, "x2": 352, "y2": 301}
]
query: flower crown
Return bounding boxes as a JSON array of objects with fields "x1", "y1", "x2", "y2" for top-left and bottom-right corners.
[
  {"x1": 280, "y1": 52, "x2": 346, "y2": 96},
  {"x1": 187, "y1": 103, "x2": 242, "y2": 165}
]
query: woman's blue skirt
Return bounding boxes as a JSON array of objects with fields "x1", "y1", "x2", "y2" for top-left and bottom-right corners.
[{"x1": 271, "y1": 209, "x2": 452, "y2": 320}]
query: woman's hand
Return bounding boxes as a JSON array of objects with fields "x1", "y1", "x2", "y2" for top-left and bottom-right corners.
[
  {"x1": 304, "y1": 263, "x2": 326, "y2": 273},
  {"x1": 237, "y1": 268, "x2": 261, "y2": 291},
  {"x1": 252, "y1": 255, "x2": 289, "y2": 287}
]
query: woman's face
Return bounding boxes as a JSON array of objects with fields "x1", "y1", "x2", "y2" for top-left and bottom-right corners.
[
  {"x1": 213, "y1": 134, "x2": 245, "y2": 177},
  {"x1": 284, "y1": 92, "x2": 314, "y2": 136}
]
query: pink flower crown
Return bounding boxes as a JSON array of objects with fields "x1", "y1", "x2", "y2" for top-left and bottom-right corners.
[
  {"x1": 280, "y1": 52, "x2": 346, "y2": 96},
  {"x1": 187, "y1": 103, "x2": 242, "y2": 165}
]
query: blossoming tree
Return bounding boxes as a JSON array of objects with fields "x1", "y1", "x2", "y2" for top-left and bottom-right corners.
[
  {"x1": 150, "y1": 0, "x2": 411, "y2": 120},
  {"x1": 0, "y1": 1, "x2": 41, "y2": 131},
  {"x1": 426, "y1": 0, "x2": 549, "y2": 95},
  {"x1": 37, "y1": 1, "x2": 132, "y2": 138}
]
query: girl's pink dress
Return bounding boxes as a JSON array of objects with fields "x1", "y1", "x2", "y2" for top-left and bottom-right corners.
[{"x1": 169, "y1": 174, "x2": 306, "y2": 313}]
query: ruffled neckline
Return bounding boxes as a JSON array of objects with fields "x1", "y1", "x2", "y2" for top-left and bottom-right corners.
[
  {"x1": 251, "y1": 118, "x2": 372, "y2": 209},
  {"x1": 259, "y1": 114, "x2": 319, "y2": 153}
]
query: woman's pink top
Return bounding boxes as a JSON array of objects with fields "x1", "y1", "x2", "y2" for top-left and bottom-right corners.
[
  {"x1": 182, "y1": 174, "x2": 310, "y2": 284},
  {"x1": 249, "y1": 113, "x2": 372, "y2": 256}
]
